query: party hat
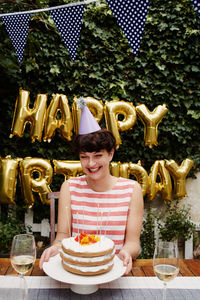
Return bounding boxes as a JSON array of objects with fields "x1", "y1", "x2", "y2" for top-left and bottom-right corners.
[{"x1": 78, "y1": 98, "x2": 101, "y2": 135}]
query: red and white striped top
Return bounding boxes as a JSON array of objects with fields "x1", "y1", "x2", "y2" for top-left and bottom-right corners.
[{"x1": 69, "y1": 175, "x2": 135, "y2": 254}]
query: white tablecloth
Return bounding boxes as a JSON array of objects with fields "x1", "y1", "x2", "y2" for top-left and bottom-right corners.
[
  {"x1": 1, "y1": 276, "x2": 200, "y2": 299},
  {"x1": 1, "y1": 275, "x2": 200, "y2": 289}
]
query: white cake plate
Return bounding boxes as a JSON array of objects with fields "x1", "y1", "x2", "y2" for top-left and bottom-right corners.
[{"x1": 43, "y1": 254, "x2": 126, "y2": 295}]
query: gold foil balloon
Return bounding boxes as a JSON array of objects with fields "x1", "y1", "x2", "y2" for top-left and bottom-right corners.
[
  {"x1": 19, "y1": 158, "x2": 53, "y2": 206},
  {"x1": 165, "y1": 158, "x2": 194, "y2": 199},
  {"x1": 104, "y1": 100, "x2": 137, "y2": 148},
  {"x1": 72, "y1": 97, "x2": 104, "y2": 135},
  {"x1": 148, "y1": 160, "x2": 172, "y2": 202},
  {"x1": 129, "y1": 161, "x2": 149, "y2": 196},
  {"x1": 43, "y1": 94, "x2": 73, "y2": 142},
  {"x1": 0, "y1": 156, "x2": 20, "y2": 204},
  {"x1": 110, "y1": 161, "x2": 120, "y2": 177},
  {"x1": 136, "y1": 104, "x2": 168, "y2": 148},
  {"x1": 120, "y1": 162, "x2": 130, "y2": 178},
  {"x1": 53, "y1": 160, "x2": 83, "y2": 179},
  {"x1": 10, "y1": 88, "x2": 47, "y2": 142}
]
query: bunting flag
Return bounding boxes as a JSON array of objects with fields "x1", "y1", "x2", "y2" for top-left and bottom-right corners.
[
  {"x1": 191, "y1": 0, "x2": 200, "y2": 17},
  {"x1": 106, "y1": 0, "x2": 150, "y2": 56},
  {"x1": 1, "y1": 0, "x2": 199, "y2": 65},
  {"x1": 50, "y1": 4, "x2": 85, "y2": 61},
  {"x1": 1, "y1": 13, "x2": 30, "y2": 64}
]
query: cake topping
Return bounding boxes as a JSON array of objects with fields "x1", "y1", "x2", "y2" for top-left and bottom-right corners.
[{"x1": 75, "y1": 233, "x2": 100, "y2": 245}]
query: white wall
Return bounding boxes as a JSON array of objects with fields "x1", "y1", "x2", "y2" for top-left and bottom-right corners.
[{"x1": 179, "y1": 172, "x2": 200, "y2": 223}]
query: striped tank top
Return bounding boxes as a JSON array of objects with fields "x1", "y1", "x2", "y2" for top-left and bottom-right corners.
[{"x1": 69, "y1": 175, "x2": 135, "y2": 254}]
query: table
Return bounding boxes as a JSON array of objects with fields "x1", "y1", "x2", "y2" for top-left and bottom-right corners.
[
  {"x1": 1, "y1": 258, "x2": 200, "y2": 277},
  {"x1": 1, "y1": 258, "x2": 200, "y2": 299}
]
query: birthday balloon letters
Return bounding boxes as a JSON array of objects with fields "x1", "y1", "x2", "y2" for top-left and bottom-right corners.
[{"x1": 0, "y1": 156, "x2": 194, "y2": 205}]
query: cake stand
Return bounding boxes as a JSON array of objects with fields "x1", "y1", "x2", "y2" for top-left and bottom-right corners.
[{"x1": 43, "y1": 254, "x2": 126, "y2": 295}]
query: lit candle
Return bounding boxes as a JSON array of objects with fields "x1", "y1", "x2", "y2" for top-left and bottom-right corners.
[
  {"x1": 97, "y1": 204, "x2": 99, "y2": 235},
  {"x1": 82, "y1": 206, "x2": 85, "y2": 234},
  {"x1": 100, "y1": 209, "x2": 103, "y2": 236},
  {"x1": 77, "y1": 212, "x2": 79, "y2": 242},
  {"x1": 105, "y1": 210, "x2": 111, "y2": 236}
]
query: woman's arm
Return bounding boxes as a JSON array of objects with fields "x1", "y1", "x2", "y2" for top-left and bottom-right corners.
[
  {"x1": 39, "y1": 180, "x2": 71, "y2": 269},
  {"x1": 118, "y1": 181, "x2": 144, "y2": 274}
]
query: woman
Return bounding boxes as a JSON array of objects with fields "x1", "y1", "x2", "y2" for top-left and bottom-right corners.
[
  {"x1": 39, "y1": 100, "x2": 144, "y2": 274},
  {"x1": 39, "y1": 129, "x2": 143, "y2": 274}
]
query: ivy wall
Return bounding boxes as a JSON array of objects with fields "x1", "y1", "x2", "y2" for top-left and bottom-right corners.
[{"x1": 0, "y1": 0, "x2": 200, "y2": 220}]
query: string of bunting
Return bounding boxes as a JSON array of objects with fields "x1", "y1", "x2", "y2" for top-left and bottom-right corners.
[
  {"x1": 0, "y1": 0, "x2": 199, "y2": 65},
  {"x1": 191, "y1": 0, "x2": 200, "y2": 17}
]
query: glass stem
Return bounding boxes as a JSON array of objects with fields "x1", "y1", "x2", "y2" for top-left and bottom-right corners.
[
  {"x1": 19, "y1": 274, "x2": 29, "y2": 300},
  {"x1": 162, "y1": 282, "x2": 167, "y2": 300}
]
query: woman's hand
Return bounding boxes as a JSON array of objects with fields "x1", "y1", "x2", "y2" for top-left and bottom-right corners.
[
  {"x1": 39, "y1": 245, "x2": 59, "y2": 270},
  {"x1": 118, "y1": 249, "x2": 132, "y2": 275}
]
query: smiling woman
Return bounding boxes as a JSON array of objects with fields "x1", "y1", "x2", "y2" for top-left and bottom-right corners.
[
  {"x1": 79, "y1": 149, "x2": 114, "y2": 186},
  {"x1": 74, "y1": 129, "x2": 116, "y2": 189},
  {"x1": 39, "y1": 99, "x2": 144, "y2": 275}
]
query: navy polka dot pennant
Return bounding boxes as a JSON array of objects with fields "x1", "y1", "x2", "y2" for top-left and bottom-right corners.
[
  {"x1": 1, "y1": 13, "x2": 30, "y2": 64},
  {"x1": 191, "y1": 0, "x2": 200, "y2": 17},
  {"x1": 50, "y1": 5, "x2": 85, "y2": 61},
  {"x1": 106, "y1": 0, "x2": 150, "y2": 56}
]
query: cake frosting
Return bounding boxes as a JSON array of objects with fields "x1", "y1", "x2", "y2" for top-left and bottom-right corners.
[
  {"x1": 62, "y1": 235, "x2": 114, "y2": 255},
  {"x1": 60, "y1": 249, "x2": 115, "y2": 265},
  {"x1": 60, "y1": 234, "x2": 115, "y2": 275},
  {"x1": 62, "y1": 259, "x2": 114, "y2": 274}
]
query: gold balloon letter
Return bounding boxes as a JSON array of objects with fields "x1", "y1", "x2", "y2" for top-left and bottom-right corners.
[
  {"x1": 10, "y1": 88, "x2": 47, "y2": 142},
  {"x1": 72, "y1": 97, "x2": 104, "y2": 135},
  {"x1": 148, "y1": 160, "x2": 172, "y2": 202},
  {"x1": 129, "y1": 162, "x2": 149, "y2": 196},
  {"x1": 53, "y1": 160, "x2": 83, "y2": 179},
  {"x1": 120, "y1": 163, "x2": 130, "y2": 179},
  {"x1": 0, "y1": 156, "x2": 20, "y2": 204},
  {"x1": 44, "y1": 94, "x2": 73, "y2": 142},
  {"x1": 104, "y1": 100, "x2": 137, "y2": 148},
  {"x1": 110, "y1": 161, "x2": 121, "y2": 177},
  {"x1": 136, "y1": 104, "x2": 168, "y2": 148},
  {"x1": 19, "y1": 158, "x2": 53, "y2": 206},
  {"x1": 165, "y1": 158, "x2": 194, "y2": 198}
]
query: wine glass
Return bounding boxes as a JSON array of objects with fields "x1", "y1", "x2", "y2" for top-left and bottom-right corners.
[
  {"x1": 153, "y1": 239, "x2": 179, "y2": 300},
  {"x1": 10, "y1": 234, "x2": 36, "y2": 300}
]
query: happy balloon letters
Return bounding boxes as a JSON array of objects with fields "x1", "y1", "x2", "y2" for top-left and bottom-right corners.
[{"x1": 10, "y1": 88, "x2": 168, "y2": 149}]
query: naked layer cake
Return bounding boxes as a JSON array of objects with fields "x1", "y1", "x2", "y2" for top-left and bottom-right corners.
[{"x1": 60, "y1": 233, "x2": 115, "y2": 276}]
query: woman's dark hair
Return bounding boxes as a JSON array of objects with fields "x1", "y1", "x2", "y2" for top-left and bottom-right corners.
[{"x1": 73, "y1": 128, "x2": 116, "y2": 155}]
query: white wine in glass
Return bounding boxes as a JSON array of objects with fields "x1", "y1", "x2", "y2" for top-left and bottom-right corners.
[
  {"x1": 153, "y1": 240, "x2": 179, "y2": 300},
  {"x1": 10, "y1": 234, "x2": 36, "y2": 300}
]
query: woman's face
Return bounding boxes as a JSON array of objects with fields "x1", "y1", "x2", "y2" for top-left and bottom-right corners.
[{"x1": 79, "y1": 149, "x2": 114, "y2": 180}]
